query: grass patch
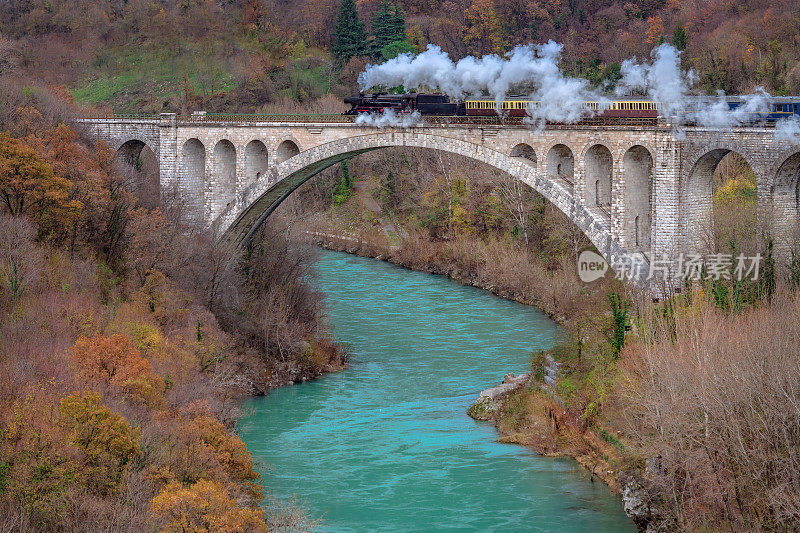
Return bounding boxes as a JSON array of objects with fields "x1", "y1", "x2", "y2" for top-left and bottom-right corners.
[{"x1": 70, "y1": 42, "x2": 239, "y2": 113}]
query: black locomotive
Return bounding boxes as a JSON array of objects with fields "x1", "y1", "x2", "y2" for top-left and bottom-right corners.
[{"x1": 344, "y1": 92, "x2": 466, "y2": 116}]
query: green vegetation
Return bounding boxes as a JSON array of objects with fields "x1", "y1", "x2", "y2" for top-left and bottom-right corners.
[
  {"x1": 333, "y1": 0, "x2": 369, "y2": 64},
  {"x1": 333, "y1": 160, "x2": 355, "y2": 206},
  {"x1": 71, "y1": 45, "x2": 237, "y2": 112}
]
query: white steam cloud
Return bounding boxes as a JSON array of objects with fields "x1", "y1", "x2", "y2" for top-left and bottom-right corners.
[
  {"x1": 354, "y1": 109, "x2": 423, "y2": 128},
  {"x1": 693, "y1": 89, "x2": 771, "y2": 128},
  {"x1": 358, "y1": 41, "x2": 608, "y2": 124},
  {"x1": 616, "y1": 43, "x2": 695, "y2": 122},
  {"x1": 775, "y1": 116, "x2": 800, "y2": 142},
  {"x1": 358, "y1": 42, "x2": 793, "y2": 134}
]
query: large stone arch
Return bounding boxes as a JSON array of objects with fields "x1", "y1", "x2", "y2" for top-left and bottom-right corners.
[
  {"x1": 116, "y1": 138, "x2": 160, "y2": 207},
  {"x1": 212, "y1": 139, "x2": 236, "y2": 218},
  {"x1": 180, "y1": 138, "x2": 206, "y2": 222},
  {"x1": 584, "y1": 144, "x2": 613, "y2": 214},
  {"x1": 117, "y1": 138, "x2": 150, "y2": 167},
  {"x1": 219, "y1": 132, "x2": 639, "y2": 282},
  {"x1": 681, "y1": 147, "x2": 759, "y2": 254},
  {"x1": 623, "y1": 146, "x2": 654, "y2": 250},
  {"x1": 771, "y1": 151, "x2": 800, "y2": 263},
  {"x1": 510, "y1": 143, "x2": 536, "y2": 166},
  {"x1": 107, "y1": 126, "x2": 160, "y2": 159},
  {"x1": 276, "y1": 139, "x2": 301, "y2": 163}
]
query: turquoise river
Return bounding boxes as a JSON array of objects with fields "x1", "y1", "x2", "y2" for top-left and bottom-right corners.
[{"x1": 240, "y1": 250, "x2": 636, "y2": 532}]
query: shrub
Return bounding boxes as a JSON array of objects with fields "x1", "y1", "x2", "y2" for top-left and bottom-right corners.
[
  {"x1": 150, "y1": 480, "x2": 267, "y2": 533},
  {"x1": 59, "y1": 391, "x2": 140, "y2": 495}
]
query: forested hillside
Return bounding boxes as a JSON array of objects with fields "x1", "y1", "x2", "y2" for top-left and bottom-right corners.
[
  {"x1": 0, "y1": 79, "x2": 342, "y2": 531},
  {"x1": 1, "y1": 0, "x2": 798, "y2": 115}
]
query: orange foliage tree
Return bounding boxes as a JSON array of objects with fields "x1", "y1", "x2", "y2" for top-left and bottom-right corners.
[
  {"x1": 182, "y1": 414, "x2": 261, "y2": 486},
  {"x1": 150, "y1": 480, "x2": 268, "y2": 533},
  {"x1": 59, "y1": 391, "x2": 140, "y2": 496},
  {"x1": 70, "y1": 333, "x2": 164, "y2": 405},
  {"x1": 645, "y1": 15, "x2": 664, "y2": 44},
  {"x1": 0, "y1": 131, "x2": 76, "y2": 223}
]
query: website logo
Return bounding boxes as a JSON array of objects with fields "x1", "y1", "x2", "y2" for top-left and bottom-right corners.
[{"x1": 578, "y1": 250, "x2": 609, "y2": 282}]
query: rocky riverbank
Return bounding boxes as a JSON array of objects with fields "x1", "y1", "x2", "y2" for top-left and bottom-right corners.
[{"x1": 468, "y1": 367, "x2": 653, "y2": 531}]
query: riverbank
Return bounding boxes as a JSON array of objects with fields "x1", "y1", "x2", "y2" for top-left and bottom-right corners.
[
  {"x1": 467, "y1": 371, "x2": 629, "y2": 492},
  {"x1": 240, "y1": 249, "x2": 636, "y2": 532},
  {"x1": 298, "y1": 229, "x2": 640, "y2": 495},
  {"x1": 290, "y1": 217, "x2": 647, "y2": 521}
]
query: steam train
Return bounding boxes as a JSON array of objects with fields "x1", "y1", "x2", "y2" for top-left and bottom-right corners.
[
  {"x1": 344, "y1": 92, "x2": 800, "y2": 122},
  {"x1": 343, "y1": 92, "x2": 661, "y2": 119}
]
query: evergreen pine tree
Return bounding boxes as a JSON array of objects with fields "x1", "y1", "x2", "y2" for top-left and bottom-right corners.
[
  {"x1": 371, "y1": 1, "x2": 406, "y2": 57},
  {"x1": 342, "y1": 159, "x2": 353, "y2": 189},
  {"x1": 672, "y1": 23, "x2": 687, "y2": 51},
  {"x1": 333, "y1": 0, "x2": 368, "y2": 64}
]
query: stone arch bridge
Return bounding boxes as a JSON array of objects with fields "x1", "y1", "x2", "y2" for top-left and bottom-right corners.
[{"x1": 82, "y1": 113, "x2": 800, "y2": 291}]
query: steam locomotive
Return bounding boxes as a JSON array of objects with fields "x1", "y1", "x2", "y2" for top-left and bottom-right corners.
[
  {"x1": 344, "y1": 92, "x2": 800, "y2": 122},
  {"x1": 343, "y1": 93, "x2": 466, "y2": 115}
]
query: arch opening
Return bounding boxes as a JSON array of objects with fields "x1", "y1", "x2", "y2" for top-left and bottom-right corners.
[
  {"x1": 221, "y1": 135, "x2": 634, "y2": 285},
  {"x1": 623, "y1": 145, "x2": 653, "y2": 251},
  {"x1": 245, "y1": 140, "x2": 269, "y2": 187},
  {"x1": 277, "y1": 140, "x2": 300, "y2": 164},
  {"x1": 510, "y1": 143, "x2": 536, "y2": 165},
  {"x1": 180, "y1": 138, "x2": 206, "y2": 222},
  {"x1": 212, "y1": 140, "x2": 236, "y2": 217},
  {"x1": 546, "y1": 144, "x2": 574, "y2": 190},
  {"x1": 585, "y1": 144, "x2": 612, "y2": 214},
  {"x1": 772, "y1": 152, "x2": 800, "y2": 263},
  {"x1": 116, "y1": 139, "x2": 160, "y2": 208},
  {"x1": 683, "y1": 149, "x2": 759, "y2": 256}
]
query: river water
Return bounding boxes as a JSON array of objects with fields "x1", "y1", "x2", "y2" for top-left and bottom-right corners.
[{"x1": 240, "y1": 250, "x2": 636, "y2": 532}]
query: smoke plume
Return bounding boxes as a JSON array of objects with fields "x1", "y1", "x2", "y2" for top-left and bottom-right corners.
[
  {"x1": 358, "y1": 41, "x2": 608, "y2": 123},
  {"x1": 694, "y1": 89, "x2": 771, "y2": 128},
  {"x1": 616, "y1": 43, "x2": 695, "y2": 122},
  {"x1": 775, "y1": 116, "x2": 800, "y2": 142},
  {"x1": 358, "y1": 42, "x2": 791, "y2": 133},
  {"x1": 354, "y1": 109, "x2": 423, "y2": 128}
]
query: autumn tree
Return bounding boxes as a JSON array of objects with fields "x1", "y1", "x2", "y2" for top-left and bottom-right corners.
[
  {"x1": 464, "y1": 0, "x2": 509, "y2": 55},
  {"x1": 496, "y1": 172, "x2": 533, "y2": 245},
  {"x1": 70, "y1": 333, "x2": 164, "y2": 406},
  {"x1": 182, "y1": 414, "x2": 261, "y2": 486},
  {"x1": 0, "y1": 389, "x2": 82, "y2": 522},
  {"x1": 332, "y1": 0, "x2": 368, "y2": 64},
  {"x1": 0, "y1": 132, "x2": 75, "y2": 223},
  {"x1": 150, "y1": 480, "x2": 268, "y2": 533},
  {"x1": 59, "y1": 391, "x2": 140, "y2": 496},
  {"x1": 645, "y1": 16, "x2": 664, "y2": 45},
  {"x1": 0, "y1": 212, "x2": 41, "y2": 305},
  {"x1": 126, "y1": 207, "x2": 185, "y2": 286}
]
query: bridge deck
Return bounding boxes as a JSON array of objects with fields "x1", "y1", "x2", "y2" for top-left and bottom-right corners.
[{"x1": 80, "y1": 112, "x2": 665, "y2": 128}]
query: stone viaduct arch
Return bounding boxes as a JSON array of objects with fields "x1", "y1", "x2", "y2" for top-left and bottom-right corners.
[{"x1": 217, "y1": 131, "x2": 636, "y2": 282}]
